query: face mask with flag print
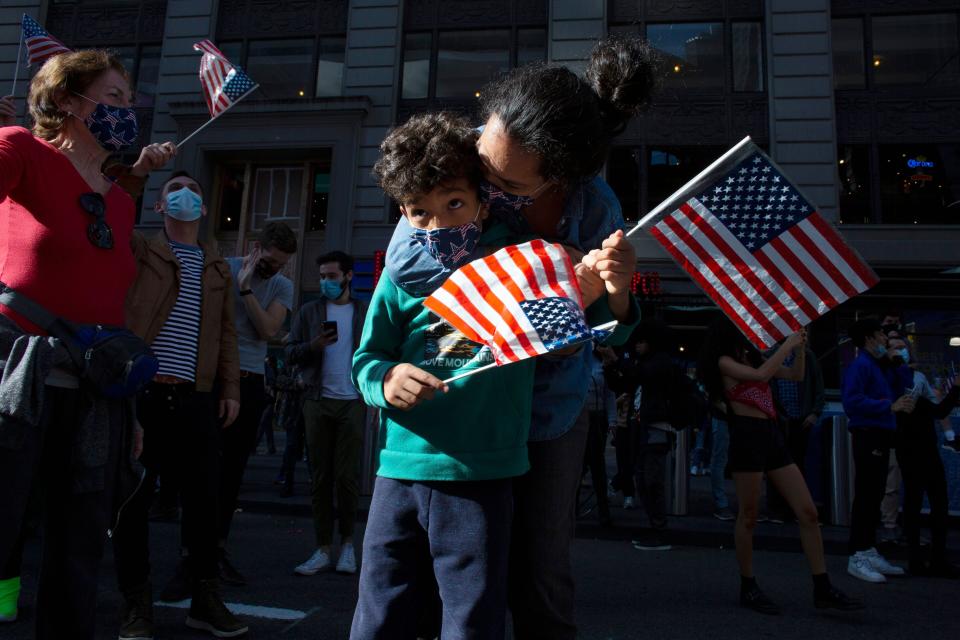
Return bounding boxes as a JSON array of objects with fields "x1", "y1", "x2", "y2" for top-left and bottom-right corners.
[
  {"x1": 74, "y1": 93, "x2": 139, "y2": 152},
  {"x1": 408, "y1": 204, "x2": 482, "y2": 272},
  {"x1": 479, "y1": 178, "x2": 550, "y2": 234}
]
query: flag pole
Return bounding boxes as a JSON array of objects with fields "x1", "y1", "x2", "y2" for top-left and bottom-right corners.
[
  {"x1": 10, "y1": 26, "x2": 24, "y2": 97},
  {"x1": 625, "y1": 135, "x2": 754, "y2": 238},
  {"x1": 176, "y1": 84, "x2": 258, "y2": 149},
  {"x1": 442, "y1": 361, "x2": 499, "y2": 385},
  {"x1": 441, "y1": 320, "x2": 620, "y2": 384}
]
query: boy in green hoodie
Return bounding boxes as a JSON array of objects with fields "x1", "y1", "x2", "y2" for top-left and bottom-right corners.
[{"x1": 349, "y1": 112, "x2": 534, "y2": 638}]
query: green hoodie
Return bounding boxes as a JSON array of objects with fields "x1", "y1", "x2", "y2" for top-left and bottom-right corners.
[{"x1": 352, "y1": 274, "x2": 533, "y2": 482}]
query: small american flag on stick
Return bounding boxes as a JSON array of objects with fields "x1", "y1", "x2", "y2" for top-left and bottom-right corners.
[
  {"x1": 177, "y1": 41, "x2": 259, "y2": 147},
  {"x1": 631, "y1": 137, "x2": 878, "y2": 349},
  {"x1": 193, "y1": 40, "x2": 258, "y2": 118},
  {"x1": 424, "y1": 240, "x2": 613, "y2": 373},
  {"x1": 21, "y1": 14, "x2": 70, "y2": 66}
]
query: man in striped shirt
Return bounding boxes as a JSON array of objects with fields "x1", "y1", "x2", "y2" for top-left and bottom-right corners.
[{"x1": 116, "y1": 172, "x2": 246, "y2": 639}]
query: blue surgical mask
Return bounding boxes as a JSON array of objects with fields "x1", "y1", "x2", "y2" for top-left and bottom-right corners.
[
  {"x1": 896, "y1": 348, "x2": 910, "y2": 365},
  {"x1": 74, "y1": 94, "x2": 139, "y2": 152},
  {"x1": 320, "y1": 279, "x2": 344, "y2": 300},
  {"x1": 479, "y1": 178, "x2": 549, "y2": 234},
  {"x1": 874, "y1": 344, "x2": 888, "y2": 358},
  {"x1": 164, "y1": 188, "x2": 203, "y2": 222},
  {"x1": 409, "y1": 204, "x2": 482, "y2": 272}
]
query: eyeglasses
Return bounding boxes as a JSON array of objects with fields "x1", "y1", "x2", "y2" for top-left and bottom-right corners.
[{"x1": 78, "y1": 192, "x2": 114, "y2": 249}]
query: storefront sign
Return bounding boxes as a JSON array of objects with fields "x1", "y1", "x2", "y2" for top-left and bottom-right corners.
[{"x1": 907, "y1": 158, "x2": 935, "y2": 169}]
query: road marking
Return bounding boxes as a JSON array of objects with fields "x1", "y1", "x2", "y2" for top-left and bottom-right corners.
[{"x1": 155, "y1": 600, "x2": 307, "y2": 621}]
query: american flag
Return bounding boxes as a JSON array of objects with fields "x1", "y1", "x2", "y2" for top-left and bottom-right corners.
[
  {"x1": 193, "y1": 40, "x2": 258, "y2": 118},
  {"x1": 21, "y1": 14, "x2": 71, "y2": 66},
  {"x1": 644, "y1": 140, "x2": 878, "y2": 349},
  {"x1": 424, "y1": 240, "x2": 600, "y2": 365}
]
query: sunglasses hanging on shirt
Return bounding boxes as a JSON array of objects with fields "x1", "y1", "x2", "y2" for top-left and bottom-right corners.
[{"x1": 78, "y1": 192, "x2": 114, "y2": 249}]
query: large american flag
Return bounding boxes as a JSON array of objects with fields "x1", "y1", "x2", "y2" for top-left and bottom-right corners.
[
  {"x1": 424, "y1": 240, "x2": 597, "y2": 365},
  {"x1": 644, "y1": 140, "x2": 878, "y2": 349},
  {"x1": 21, "y1": 14, "x2": 71, "y2": 66},
  {"x1": 193, "y1": 40, "x2": 258, "y2": 118}
]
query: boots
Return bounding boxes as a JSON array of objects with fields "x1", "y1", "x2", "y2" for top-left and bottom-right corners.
[
  {"x1": 118, "y1": 583, "x2": 155, "y2": 640},
  {"x1": 186, "y1": 579, "x2": 248, "y2": 638}
]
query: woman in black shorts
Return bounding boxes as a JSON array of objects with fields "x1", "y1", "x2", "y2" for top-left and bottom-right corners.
[{"x1": 699, "y1": 318, "x2": 862, "y2": 614}]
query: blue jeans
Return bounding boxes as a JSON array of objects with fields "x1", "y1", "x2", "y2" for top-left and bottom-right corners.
[
  {"x1": 709, "y1": 418, "x2": 730, "y2": 510},
  {"x1": 351, "y1": 476, "x2": 513, "y2": 640}
]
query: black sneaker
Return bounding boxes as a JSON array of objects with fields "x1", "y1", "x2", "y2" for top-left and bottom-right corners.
[
  {"x1": 218, "y1": 551, "x2": 247, "y2": 587},
  {"x1": 713, "y1": 508, "x2": 735, "y2": 522},
  {"x1": 186, "y1": 579, "x2": 248, "y2": 638},
  {"x1": 741, "y1": 581, "x2": 780, "y2": 615},
  {"x1": 631, "y1": 530, "x2": 672, "y2": 551},
  {"x1": 119, "y1": 583, "x2": 155, "y2": 640},
  {"x1": 815, "y1": 584, "x2": 864, "y2": 611},
  {"x1": 159, "y1": 558, "x2": 193, "y2": 602}
]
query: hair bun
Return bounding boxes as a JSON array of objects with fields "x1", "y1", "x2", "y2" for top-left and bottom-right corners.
[{"x1": 585, "y1": 35, "x2": 660, "y2": 136}]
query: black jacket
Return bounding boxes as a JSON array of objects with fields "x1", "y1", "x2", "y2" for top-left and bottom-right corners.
[
  {"x1": 284, "y1": 296, "x2": 368, "y2": 401},
  {"x1": 605, "y1": 351, "x2": 684, "y2": 427}
]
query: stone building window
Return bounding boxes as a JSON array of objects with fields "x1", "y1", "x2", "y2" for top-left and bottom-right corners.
[{"x1": 216, "y1": 0, "x2": 348, "y2": 99}]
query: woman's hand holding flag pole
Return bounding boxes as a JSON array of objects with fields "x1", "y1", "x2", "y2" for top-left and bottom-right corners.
[{"x1": 422, "y1": 239, "x2": 618, "y2": 385}]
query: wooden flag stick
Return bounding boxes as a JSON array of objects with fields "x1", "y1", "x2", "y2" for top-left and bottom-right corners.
[
  {"x1": 625, "y1": 135, "x2": 754, "y2": 238},
  {"x1": 441, "y1": 320, "x2": 620, "y2": 384},
  {"x1": 10, "y1": 28, "x2": 23, "y2": 97},
  {"x1": 176, "y1": 84, "x2": 258, "y2": 149}
]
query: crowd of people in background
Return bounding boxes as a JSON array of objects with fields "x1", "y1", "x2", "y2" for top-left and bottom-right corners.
[{"x1": 0, "y1": 30, "x2": 959, "y2": 640}]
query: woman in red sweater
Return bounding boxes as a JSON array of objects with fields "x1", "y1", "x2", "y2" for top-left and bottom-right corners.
[{"x1": 0, "y1": 50, "x2": 173, "y2": 638}]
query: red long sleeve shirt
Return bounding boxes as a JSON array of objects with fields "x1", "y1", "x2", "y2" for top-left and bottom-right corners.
[{"x1": 0, "y1": 126, "x2": 136, "y2": 333}]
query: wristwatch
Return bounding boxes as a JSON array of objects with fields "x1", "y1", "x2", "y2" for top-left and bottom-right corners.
[{"x1": 239, "y1": 289, "x2": 254, "y2": 296}]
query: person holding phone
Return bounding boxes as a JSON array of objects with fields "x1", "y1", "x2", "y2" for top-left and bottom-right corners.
[{"x1": 286, "y1": 251, "x2": 368, "y2": 575}]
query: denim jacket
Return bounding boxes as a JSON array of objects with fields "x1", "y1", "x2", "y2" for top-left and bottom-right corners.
[{"x1": 384, "y1": 175, "x2": 639, "y2": 441}]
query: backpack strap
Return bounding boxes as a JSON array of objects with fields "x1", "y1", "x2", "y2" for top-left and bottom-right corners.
[{"x1": 0, "y1": 282, "x2": 60, "y2": 334}]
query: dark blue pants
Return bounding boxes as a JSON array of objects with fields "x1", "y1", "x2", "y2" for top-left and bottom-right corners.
[
  {"x1": 0, "y1": 386, "x2": 123, "y2": 639},
  {"x1": 508, "y1": 410, "x2": 589, "y2": 640},
  {"x1": 350, "y1": 476, "x2": 513, "y2": 640}
]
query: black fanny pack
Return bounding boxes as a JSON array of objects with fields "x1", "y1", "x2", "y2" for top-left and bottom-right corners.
[{"x1": 0, "y1": 283, "x2": 159, "y2": 398}]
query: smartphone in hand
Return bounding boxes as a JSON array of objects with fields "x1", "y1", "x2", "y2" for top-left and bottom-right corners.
[{"x1": 322, "y1": 320, "x2": 338, "y2": 343}]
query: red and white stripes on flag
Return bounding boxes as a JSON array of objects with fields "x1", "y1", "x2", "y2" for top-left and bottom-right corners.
[
  {"x1": 423, "y1": 240, "x2": 584, "y2": 365},
  {"x1": 643, "y1": 142, "x2": 878, "y2": 349},
  {"x1": 193, "y1": 40, "x2": 257, "y2": 118},
  {"x1": 21, "y1": 14, "x2": 71, "y2": 66}
]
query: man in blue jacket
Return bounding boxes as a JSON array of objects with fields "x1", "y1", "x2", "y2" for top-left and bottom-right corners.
[{"x1": 841, "y1": 317, "x2": 915, "y2": 584}]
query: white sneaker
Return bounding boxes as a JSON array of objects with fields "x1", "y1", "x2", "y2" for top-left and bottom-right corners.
[
  {"x1": 336, "y1": 543, "x2": 357, "y2": 574},
  {"x1": 863, "y1": 547, "x2": 905, "y2": 576},
  {"x1": 847, "y1": 552, "x2": 887, "y2": 583},
  {"x1": 294, "y1": 548, "x2": 331, "y2": 576},
  {"x1": 623, "y1": 496, "x2": 636, "y2": 510}
]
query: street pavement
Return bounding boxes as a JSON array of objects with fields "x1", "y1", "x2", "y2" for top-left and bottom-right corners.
[{"x1": 6, "y1": 442, "x2": 960, "y2": 639}]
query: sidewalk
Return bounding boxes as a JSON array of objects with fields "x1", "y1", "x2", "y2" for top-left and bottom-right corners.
[{"x1": 238, "y1": 431, "x2": 960, "y2": 559}]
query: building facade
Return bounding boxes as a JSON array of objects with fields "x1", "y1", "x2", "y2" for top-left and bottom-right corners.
[{"x1": 2, "y1": 0, "x2": 958, "y2": 384}]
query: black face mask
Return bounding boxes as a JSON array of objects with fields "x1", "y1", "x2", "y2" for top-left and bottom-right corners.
[{"x1": 255, "y1": 259, "x2": 278, "y2": 280}]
